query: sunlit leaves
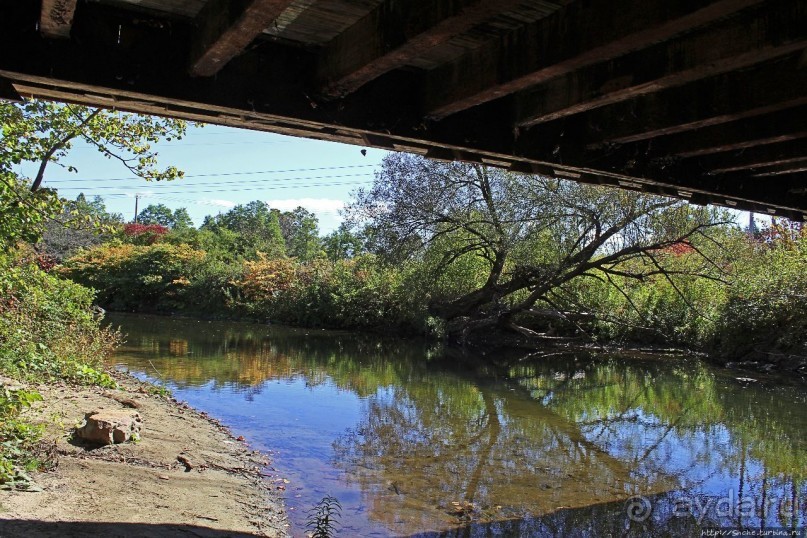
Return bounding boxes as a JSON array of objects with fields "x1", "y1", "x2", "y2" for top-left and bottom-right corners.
[{"x1": 0, "y1": 99, "x2": 189, "y2": 247}]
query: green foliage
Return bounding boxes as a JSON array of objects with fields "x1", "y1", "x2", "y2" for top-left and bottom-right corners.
[
  {"x1": 306, "y1": 495, "x2": 342, "y2": 538},
  {"x1": 202, "y1": 201, "x2": 286, "y2": 259},
  {"x1": 138, "y1": 204, "x2": 193, "y2": 229},
  {"x1": 137, "y1": 203, "x2": 175, "y2": 226},
  {"x1": 237, "y1": 255, "x2": 425, "y2": 332},
  {"x1": 62, "y1": 242, "x2": 207, "y2": 312},
  {"x1": 0, "y1": 99, "x2": 189, "y2": 248},
  {"x1": 347, "y1": 154, "x2": 729, "y2": 339},
  {"x1": 278, "y1": 206, "x2": 322, "y2": 261},
  {"x1": 711, "y1": 227, "x2": 807, "y2": 360},
  {"x1": 0, "y1": 248, "x2": 119, "y2": 387},
  {"x1": 0, "y1": 174, "x2": 63, "y2": 248},
  {"x1": 0, "y1": 386, "x2": 44, "y2": 488},
  {"x1": 1, "y1": 99, "x2": 188, "y2": 185},
  {"x1": 322, "y1": 223, "x2": 367, "y2": 261}
]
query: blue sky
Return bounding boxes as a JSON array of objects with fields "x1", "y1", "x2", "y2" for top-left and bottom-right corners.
[
  {"x1": 16, "y1": 121, "x2": 762, "y2": 235},
  {"x1": 21, "y1": 124, "x2": 389, "y2": 234}
]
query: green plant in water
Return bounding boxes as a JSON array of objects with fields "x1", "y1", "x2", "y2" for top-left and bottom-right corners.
[{"x1": 305, "y1": 495, "x2": 342, "y2": 538}]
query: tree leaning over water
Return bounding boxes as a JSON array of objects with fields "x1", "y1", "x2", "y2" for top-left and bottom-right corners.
[{"x1": 347, "y1": 153, "x2": 731, "y2": 340}]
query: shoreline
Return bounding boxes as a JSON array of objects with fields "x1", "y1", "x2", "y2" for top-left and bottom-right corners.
[{"x1": 0, "y1": 371, "x2": 289, "y2": 537}]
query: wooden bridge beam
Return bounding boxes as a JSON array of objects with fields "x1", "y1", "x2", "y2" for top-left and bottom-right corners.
[
  {"x1": 639, "y1": 106, "x2": 807, "y2": 159},
  {"x1": 424, "y1": 0, "x2": 763, "y2": 119},
  {"x1": 317, "y1": 0, "x2": 522, "y2": 98},
  {"x1": 584, "y1": 54, "x2": 807, "y2": 146},
  {"x1": 189, "y1": 0, "x2": 295, "y2": 77},
  {"x1": 515, "y1": 0, "x2": 807, "y2": 127},
  {"x1": 694, "y1": 140, "x2": 807, "y2": 175}
]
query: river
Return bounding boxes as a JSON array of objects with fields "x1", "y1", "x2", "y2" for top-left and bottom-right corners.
[{"x1": 108, "y1": 313, "x2": 806, "y2": 537}]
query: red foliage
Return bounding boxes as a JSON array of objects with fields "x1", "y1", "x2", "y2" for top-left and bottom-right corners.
[
  {"x1": 35, "y1": 254, "x2": 58, "y2": 272},
  {"x1": 123, "y1": 223, "x2": 168, "y2": 244},
  {"x1": 664, "y1": 241, "x2": 695, "y2": 256}
]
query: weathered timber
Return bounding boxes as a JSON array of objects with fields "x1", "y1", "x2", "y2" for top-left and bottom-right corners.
[
  {"x1": 516, "y1": 0, "x2": 807, "y2": 127},
  {"x1": 189, "y1": 0, "x2": 295, "y2": 77},
  {"x1": 583, "y1": 54, "x2": 807, "y2": 146},
  {"x1": 0, "y1": 0, "x2": 804, "y2": 220},
  {"x1": 40, "y1": 0, "x2": 78, "y2": 39},
  {"x1": 317, "y1": 0, "x2": 523, "y2": 98},
  {"x1": 753, "y1": 165, "x2": 807, "y2": 178},
  {"x1": 695, "y1": 140, "x2": 807, "y2": 174},
  {"x1": 425, "y1": 0, "x2": 764, "y2": 119},
  {"x1": 641, "y1": 106, "x2": 807, "y2": 158}
]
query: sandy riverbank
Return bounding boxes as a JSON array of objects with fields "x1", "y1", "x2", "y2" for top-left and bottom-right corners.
[{"x1": 0, "y1": 372, "x2": 289, "y2": 537}]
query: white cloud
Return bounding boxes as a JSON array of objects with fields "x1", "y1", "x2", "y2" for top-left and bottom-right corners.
[
  {"x1": 203, "y1": 199, "x2": 237, "y2": 208},
  {"x1": 265, "y1": 198, "x2": 344, "y2": 214}
]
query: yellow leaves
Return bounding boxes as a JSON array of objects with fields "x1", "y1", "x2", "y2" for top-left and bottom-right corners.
[{"x1": 238, "y1": 257, "x2": 297, "y2": 298}]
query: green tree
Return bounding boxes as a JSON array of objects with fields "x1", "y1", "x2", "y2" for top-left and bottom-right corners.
[
  {"x1": 137, "y1": 203, "x2": 174, "y2": 226},
  {"x1": 202, "y1": 201, "x2": 286, "y2": 258},
  {"x1": 136, "y1": 204, "x2": 192, "y2": 229},
  {"x1": 347, "y1": 154, "x2": 730, "y2": 340},
  {"x1": 0, "y1": 99, "x2": 189, "y2": 247},
  {"x1": 171, "y1": 207, "x2": 193, "y2": 230},
  {"x1": 277, "y1": 206, "x2": 321, "y2": 261},
  {"x1": 322, "y1": 223, "x2": 366, "y2": 261},
  {"x1": 266, "y1": 210, "x2": 287, "y2": 258}
]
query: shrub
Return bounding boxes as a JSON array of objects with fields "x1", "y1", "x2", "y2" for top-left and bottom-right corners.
[
  {"x1": 0, "y1": 248, "x2": 118, "y2": 386},
  {"x1": 237, "y1": 255, "x2": 425, "y2": 333},
  {"x1": 62, "y1": 242, "x2": 206, "y2": 312},
  {"x1": 0, "y1": 386, "x2": 44, "y2": 487},
  {"x1": 711, "y1": 228, "x2": 807, "y2": 361},
  {"x1": 122, "y1": 223, "x2": 169, "y2": 245}
]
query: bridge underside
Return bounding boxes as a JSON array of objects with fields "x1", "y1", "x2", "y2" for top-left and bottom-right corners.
[{"x1": 1, "y1": 0, "x2": 806, "y2": 220}]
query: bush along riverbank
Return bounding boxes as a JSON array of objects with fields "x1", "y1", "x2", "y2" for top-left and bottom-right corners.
[
  {"x1": 56, "y1": 160, "x2": 806, "y2": 376},
  {"x1": 0, "y1": 248, "x2": 288, "y2": 534}
]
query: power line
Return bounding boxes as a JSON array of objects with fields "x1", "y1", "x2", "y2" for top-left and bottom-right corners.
[
  {"x1": 51, "y1": 172, "x2": 372, "y2": 191},
  {"x1": 154, "y1": 195, "x2": 345, "y2": 214},
  {"x1": 47, "y1": 174, "x2": 370, "y2": 192},
  {"x1": 43, "y1": 164, "x2": 377, "y2": 183},
  {"x1": 67, "y1": 140, "x2": 292, "y2": 149},
  {"x1": 60, "y1": 179, "x2": 371, "y2": 196}
]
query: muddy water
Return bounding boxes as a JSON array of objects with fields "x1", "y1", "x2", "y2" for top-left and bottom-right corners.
[{"x1": 109, "y1": 314, "x2": 806, "y2": 537}]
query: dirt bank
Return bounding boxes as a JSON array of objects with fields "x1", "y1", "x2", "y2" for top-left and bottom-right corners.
[{"x1": 0, "y1": 372, "x2": 289, "y2": 537}]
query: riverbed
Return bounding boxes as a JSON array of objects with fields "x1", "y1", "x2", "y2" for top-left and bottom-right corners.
[{"x1": 109, "y1": 313, "x2": 807, "y2": 537}]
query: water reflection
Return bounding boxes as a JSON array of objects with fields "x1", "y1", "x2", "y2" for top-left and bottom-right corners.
[{"x1": 110, "y1": 314, "x2": 806, "y2": 537}]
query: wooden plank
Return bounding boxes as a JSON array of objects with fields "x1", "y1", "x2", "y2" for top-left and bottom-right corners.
[
  {"x1": 753, "y1": 166, "x2": 807, "y2": 177},
  {"x1": 40, "y1": 0, "x2": 78, "y2": 39},
  {"x1": 697, "y1": 140, "x2": 807, "y2": 174},
  {"x1": 425, "y1": 0, "x2": 763, "y2": 119},
  {"x1": 4, "y1": 1, "x2": 807, "y2": 220},
  {"x1": 317, "y1": 0, "x2": 523, "y2": 98},
  {"x1": 645, "y1": 106, "x2": 807, "y2": 158},
  {"x1": 586, "y1": 54, "x2": 807, "y2": 146},
  {"x1": 516, "y1": 0, "x2": 807, "y2": 127},
  {"x1": 189, "y1": 0, "x2": 295, "y2": 77}
]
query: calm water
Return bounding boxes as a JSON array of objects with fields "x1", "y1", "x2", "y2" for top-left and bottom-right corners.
[{"x1": 109, "y1": 314, "x2": 807, "y2": 537}]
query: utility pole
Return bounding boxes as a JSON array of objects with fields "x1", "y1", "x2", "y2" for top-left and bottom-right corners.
[{"x1": 134, "y1": 194, "x2": 140, "y2": 223}]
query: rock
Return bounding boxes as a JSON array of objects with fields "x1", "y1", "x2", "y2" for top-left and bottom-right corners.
[{"x1": 76, "y1": 410, "x2": 143, "y2": 445}]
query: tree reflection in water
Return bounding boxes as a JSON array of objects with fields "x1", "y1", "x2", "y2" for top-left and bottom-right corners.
[{"x1": 111, "y1": 314, "x2": 806, "y2": 537}]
